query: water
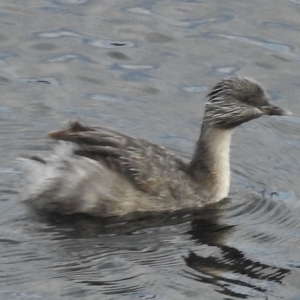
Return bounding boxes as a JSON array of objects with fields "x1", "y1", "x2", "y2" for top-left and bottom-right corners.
[{"x1": 1, "y1": 0, "x2": 300, "y2": 299}]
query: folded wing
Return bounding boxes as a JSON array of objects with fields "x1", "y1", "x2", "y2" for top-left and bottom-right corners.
[{"x1": 48, "y1": 121, "x2": 188, "y2": 197}]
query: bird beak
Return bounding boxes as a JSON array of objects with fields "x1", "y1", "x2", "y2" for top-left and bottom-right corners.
[{"x1": 260, "y1": 104, "x2": 292, "y2": 116}]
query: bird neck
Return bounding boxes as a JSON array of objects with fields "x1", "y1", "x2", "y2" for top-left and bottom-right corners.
[{"x1": 189, "y1": 124, "x2": 233, "y2": 201}]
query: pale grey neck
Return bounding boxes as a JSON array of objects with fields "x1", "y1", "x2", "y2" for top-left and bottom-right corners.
[{"x1": 189, "y1": 125, "x2": 233, "y2": 201}]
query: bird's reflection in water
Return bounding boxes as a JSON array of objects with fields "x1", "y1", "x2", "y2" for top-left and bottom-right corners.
[
  {"x1": 184, "y1": 198, "x2": 291, "y2": 299},
  {"x1": 31, "y1": 197, "x2": 291, "y2": 299}
]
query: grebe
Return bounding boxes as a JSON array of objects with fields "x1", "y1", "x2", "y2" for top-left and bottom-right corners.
[{"x1": 21, "y1": 77, "x2": 290, "y2": 219}]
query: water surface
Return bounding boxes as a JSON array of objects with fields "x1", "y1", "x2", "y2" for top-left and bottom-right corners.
[{"x1": 1, "y1": 0, "x2": 300, "y2": 299}]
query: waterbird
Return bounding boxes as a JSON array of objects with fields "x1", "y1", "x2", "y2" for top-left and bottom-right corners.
[{"x1": 21, "y1": 77, "x2": 290, "y2": 219}]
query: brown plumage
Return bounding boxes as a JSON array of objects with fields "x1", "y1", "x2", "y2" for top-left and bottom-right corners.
[{"x1": 21, "y1": 77, "x2": 290, "y2": 219}]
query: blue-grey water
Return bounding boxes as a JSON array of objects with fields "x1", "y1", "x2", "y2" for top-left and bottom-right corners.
[{"x1": 1, "y1": 0, "x2": 300, "y2": 299}]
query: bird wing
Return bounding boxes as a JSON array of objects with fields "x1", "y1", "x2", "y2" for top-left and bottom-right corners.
[{"x1": 48, "y1": 121, "x2": 188, "y2": 196}]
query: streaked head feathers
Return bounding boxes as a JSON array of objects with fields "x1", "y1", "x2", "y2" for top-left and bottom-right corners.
[{"x1": 203, "y1": 77, "x2": 290, "y2": 128}]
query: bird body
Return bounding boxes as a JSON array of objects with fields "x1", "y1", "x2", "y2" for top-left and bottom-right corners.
[{"x1": 20, "y1": 77, "x2": 290, "y2": 219}]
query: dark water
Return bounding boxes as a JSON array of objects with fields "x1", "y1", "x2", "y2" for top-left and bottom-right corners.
[{"x1": 1, "y1": 0, "x2": 300, "y2": 299}]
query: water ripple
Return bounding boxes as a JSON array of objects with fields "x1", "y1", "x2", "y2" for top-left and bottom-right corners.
[
  {"x1": 34, "y1": 29, "x2": 82, "y2": 39},
  {"x1": 181, "y1": 86, "x2": 208, "y2": 93},
  {"x1": 125, "y1": 7, "x2": 233, "y2": 29},
  {"x1": 34, "y1": 29, "x2": 135, "y2": 49},
  {"x1": 86, "y1": 93, "x2": 128, "y2": 103},
  {"x1": 111, "y1": 63, "x2": 158, "y2": 70},
  {"x1": 203, "y1": 32, "x2": 300, "y2": 60},
  {"x1": 262, "y1": 21, "x2": 300, "y2": 31},
  {"x1": 49, "y1": 53, "x2": 96, "y2": 63},
  {"x1": 47, "y1": 0, "x2": 93, "y2": 6},
  {"x1": 185, "y1": 15, "x2": 233, "y2": 29},
  {"x1": 83, "y1": 38, "x2": 135, "y2": 48},
  {"x1": 211, "y1": 65, "x2": 240, "y2": 76},
  {"x1": 39, "y1": 6, "x2": 85, "y2": 15},
  {"x1": 20, "y1": 77, "x2": 59, "y2": 85}
]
